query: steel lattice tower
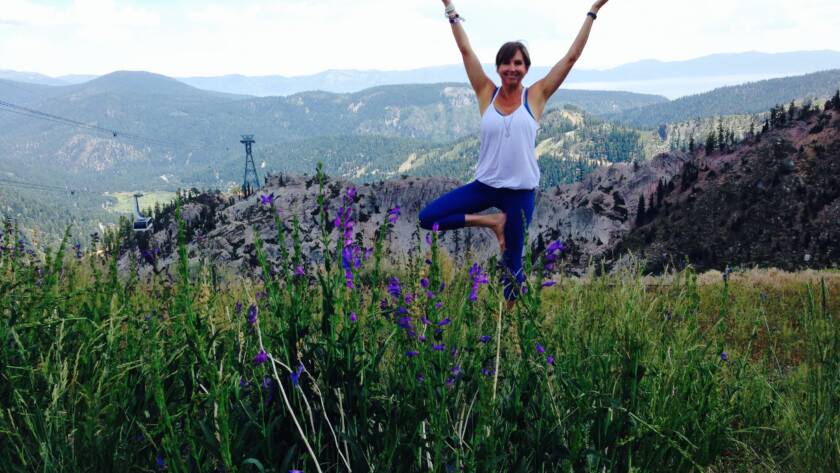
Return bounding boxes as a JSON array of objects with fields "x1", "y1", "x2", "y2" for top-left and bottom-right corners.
[{"x1": 240, "y1": 134, "x2": 260, "y2": 197}]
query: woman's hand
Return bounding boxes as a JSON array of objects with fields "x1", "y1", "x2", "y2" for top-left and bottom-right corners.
[
  {"x1": 590, "y1": 0, "x2": 608, "y2": 13},
  {"x1": 441, "y1": 0, "x2": 452, "y2": 6}
]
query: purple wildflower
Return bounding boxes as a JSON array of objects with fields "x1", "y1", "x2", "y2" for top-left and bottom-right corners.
[
  {"x1": 425, "y1": 233, "x2": 433, "y2": 246},
  {"x1": 482, "y1": 367, "x2": 495, "y2": 377},
  {"x1": 420, "y1": 278, "x2": 429, "y2": 288},
  {"x1": 542, "y1": 280, "x2": 556, "y2": 287},
  {"x1": 546, "y1": 240, "x2": 565, "y2": 254},
  {"x1": 397, "y1": 317, "x2": 412, "y2": 330},
  {"x1": 254, "y1": 350, "x2": 268, "y2": 365},
  {"x1": 420, "y1": 316, "x2": 431, "y2": 326},
  {"x1": 536, "y1": 343, "x2": 545, "y2": 354},
  {"x1": 346, "y1": 186, "x2": 357, "y2": 201},
  {"x1": 344, "y1": 268, "x2": 354, "y2": 289},
  {"x1": 247, "y1": 305, "x2": 258, "y2": 326},
  {"x1": 432, "y1": 343, "x2": 445, "y2": 351},
  {"x1": 419, "y1": 335, "x2": 427, "y2": 342},
  {"x1": 387, "y1": 205, "x2": 401, "y2": 224},
  {"x1": 480, "y1": 335, "x2": 491, "y2": 344},
  {"x1": 437, "y1": 318, "x2": 451, "y2": 327},
  {"x1": 416, "y1": 373, "x2": 425, "y2": 383},
  {"x1": 291, "y1": 363, "x2": 304, "y2": 386},
  {"x1": 544, "y1": 241, "x2": 566, "y2": 268},
  {"x1": 294, "y1": 265, "x2": 305, "y2": 277},
  {"x1": 239, "y1": 377, "x2": 249, "y2": 390},
  {"x1": 290, "y1": 470, "x2": 304, "y2": 473},
  {"x1": 156, "y1": 454, "x2": 166, "y2": 471},
  {"x1": 406, "y1": 351, "x2": 419, "y2": 358},
  {"x1": 404, "y1": 293, "x2": 415, "y2": 305},
  {"x1": 349, "y1": 312, "x2": 358, "y2": 323},
  {"x1": 468, "y1": 263, "x2": 489, "y2": 302},
  {"x1": 379, "y1": 298, "x2": 389, "y2": 310},
  {"x1": 451, "y1": 365, "x2": 461, "y2": 376},
  {"x1": 260, "y1": 193, "x2": 274, "y2": 206},
  {"x1": 435, "y1": 301, "x2": 443, "y2": 309},
  {"x1": 547, "y1": 355, "x2": 555, "y2": 366},
  {"x1": 446, "y1": 377, "x2": 455, "y2": 387},
  {"x1": 387, "y1": 277, "x2": 402, "y2": 298},
  {"x1": 720, "y1": 351, "x2": 728, "y2": 362}
]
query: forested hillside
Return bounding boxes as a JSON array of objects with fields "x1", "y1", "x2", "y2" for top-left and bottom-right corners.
[{"x1": 609, "y1": 69, "x2": 840, "y2": 128}]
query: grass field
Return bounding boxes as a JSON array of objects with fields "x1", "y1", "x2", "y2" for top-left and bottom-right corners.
[
  {"x1": 104, "y1": 191, "x2": 178, "y2": 215},
  {"x1": 1, "y1": 174, "x2": 838, "y2": 472}
]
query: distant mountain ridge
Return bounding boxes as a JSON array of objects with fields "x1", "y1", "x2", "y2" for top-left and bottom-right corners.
[
  {"x1": 175, "y1": 50, "x2": 840, "y2": 97},
  {"x1": 0, "y1": 72, "x2": 663, "y2": 193},
  {"x1": 4, "y1": 50, "x2": 839, "y2": 98},
  {"x1": 610, "y1": 69, "x2": 840, "y2": 128}
]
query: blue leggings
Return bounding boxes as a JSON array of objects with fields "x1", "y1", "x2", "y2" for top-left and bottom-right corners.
[{"x1": 418, "y1": 180, "x2": 535, "y2": 300}]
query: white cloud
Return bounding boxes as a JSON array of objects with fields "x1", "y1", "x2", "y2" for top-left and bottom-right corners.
[{"x1": 0, "y1": 0, "x2": 837, "y2": 76}]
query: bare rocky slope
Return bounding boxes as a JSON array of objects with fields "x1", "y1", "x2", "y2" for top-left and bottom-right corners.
[{"x1": 123, "y1": 104, "x2": 840, "y2": 277}]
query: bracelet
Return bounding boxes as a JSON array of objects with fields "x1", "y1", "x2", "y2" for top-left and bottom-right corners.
[
  {"x1": 449, "y1": 14, "x2": 465, "y2": 24},
  {"x1": 587, "y1": 11, "x2": 597, "y2": 20},
  {"x1": 445, "y1": 3, "x2": 456, "y2": 14}
]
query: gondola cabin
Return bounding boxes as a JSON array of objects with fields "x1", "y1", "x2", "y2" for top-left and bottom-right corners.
[{"x1": 132, "y1": 193, "x2": 153, "y2": 232}]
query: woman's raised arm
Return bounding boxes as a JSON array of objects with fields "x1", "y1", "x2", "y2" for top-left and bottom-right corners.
[
  {"x1": 442, "y1": 1, "x2": 496, "y2": 112},
  {"x1": 530, "y1": 0, "x2": 608, "y2": 118}
]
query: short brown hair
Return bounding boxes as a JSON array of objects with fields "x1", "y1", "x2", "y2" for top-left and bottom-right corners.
[{"x1": 495, "y1": 42, "x2": 531, "y2": 69}]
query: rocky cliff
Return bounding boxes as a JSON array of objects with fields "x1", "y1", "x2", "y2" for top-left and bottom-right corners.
[{"x1": 123, "y1": 105, "x2": 840, "y2": 277}]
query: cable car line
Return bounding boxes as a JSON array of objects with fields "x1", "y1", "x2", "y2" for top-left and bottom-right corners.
[
  {"x1": 0, "y1": 99, "x2": 198, "y2": 150},
  {"x1": 0, "y1": 177, "x2": 100, "y2": 195}
]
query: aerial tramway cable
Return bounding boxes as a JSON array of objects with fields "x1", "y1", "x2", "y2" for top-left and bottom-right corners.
[{"x1": 0, "y1": 99, "x2": 198, "y2": 150}]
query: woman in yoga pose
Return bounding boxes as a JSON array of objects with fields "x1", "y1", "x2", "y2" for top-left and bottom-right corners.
[{"x1": 419, "y1": 0, "x2": 609, "y2": 302}]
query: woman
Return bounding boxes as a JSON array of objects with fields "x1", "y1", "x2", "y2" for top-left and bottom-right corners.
[{"x1": 419, "y1": 0, "x2": 609, "y2": 302}]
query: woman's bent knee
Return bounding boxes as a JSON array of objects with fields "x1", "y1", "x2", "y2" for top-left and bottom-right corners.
[{"x1": 418, "y1": 206, "x2": 435, "y2": 230}]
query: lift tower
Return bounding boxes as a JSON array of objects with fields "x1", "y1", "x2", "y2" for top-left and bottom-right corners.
[{"x1": 240, "y1": 134, "x2": 260, "y2": 197}]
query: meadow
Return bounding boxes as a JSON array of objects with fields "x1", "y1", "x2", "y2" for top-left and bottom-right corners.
[
  {"x1": 1, "y1": 171, "x2": 838, "y2": 472},
  {"x1": 105, "y1": 191, "x2": 180, "y2": 216}
]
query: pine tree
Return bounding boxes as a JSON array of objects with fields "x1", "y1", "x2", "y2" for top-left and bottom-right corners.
[
  {"x1": 717, "y1": 119, "x2": 726, "y2": 152},
  {"x1": 788, "y1": 100, "x2": 797, "y2": 121},
  {"x1": 705, "y1": 133, "x2": 716, "y2": 155},
  {"x1": 688, "y1": 135, "x2": 695, "y2": 154},
  {"x1": 656, "y1": 179, "x2": 665, "y2": 207},
  {"x1": 832, "y1": 90, "x2": 840, "y2": 109},
  {"x1": 636, "y1": 194, "x2": 646, "y2": 226}
]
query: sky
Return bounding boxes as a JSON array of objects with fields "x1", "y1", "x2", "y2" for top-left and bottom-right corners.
[{"x1": 1, "y1": 0, "x2": 839, "y2": 77}]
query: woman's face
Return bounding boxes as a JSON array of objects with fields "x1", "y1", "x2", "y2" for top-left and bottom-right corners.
[{"x1": 497, "y1": 49, "x2": 528, "y2": 87}]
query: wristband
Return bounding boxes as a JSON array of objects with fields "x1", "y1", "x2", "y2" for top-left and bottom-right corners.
[{"x1": 587, "y1": 11, "x2": 597, "y2": 20}]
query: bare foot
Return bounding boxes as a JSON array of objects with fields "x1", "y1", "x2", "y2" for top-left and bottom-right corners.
[{"x1": 489, "y1": 212, "x2": 506, "y2": 252}]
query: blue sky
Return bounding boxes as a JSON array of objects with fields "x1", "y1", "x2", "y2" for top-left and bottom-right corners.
[{"x1": 1, "y1": 0, "x2": 839, "y2": 77}]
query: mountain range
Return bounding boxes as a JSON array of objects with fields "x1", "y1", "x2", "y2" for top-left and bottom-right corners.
[
  {"x1": 4, "y1": 50, "x2": 840, "y2": 99},
  {"x1": 2, "y1": 63, "x2": 840, "y2": 248}
]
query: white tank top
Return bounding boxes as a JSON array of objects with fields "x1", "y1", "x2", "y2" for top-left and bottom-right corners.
[{"x1": 475, "y1": 87, "x2": 540, "y2": 190}]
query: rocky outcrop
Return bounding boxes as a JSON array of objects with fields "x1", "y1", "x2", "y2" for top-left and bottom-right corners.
[
  {"x1": 121, "y1": 108, "x2": 840, "y2": 277},
  {"x1": 613, "y1": 107, "x2": 840, "y2": 273}
]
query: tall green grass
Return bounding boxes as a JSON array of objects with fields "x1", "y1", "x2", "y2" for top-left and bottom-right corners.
[{"x1": 1, "y1": 172, "x2": 838, "y2": 472}]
